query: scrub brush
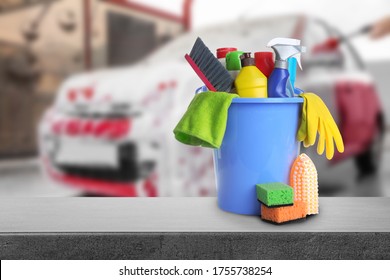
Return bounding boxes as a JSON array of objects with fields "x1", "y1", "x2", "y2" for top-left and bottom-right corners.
[
  {"x1": 185, "y1": 37, "x2": 234, "y2": 92},
  {"x1": 289, "y1": 153, "x2": 319, "y2": 215}
]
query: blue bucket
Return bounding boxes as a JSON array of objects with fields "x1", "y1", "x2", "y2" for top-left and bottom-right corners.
[{"x1": 213, "y1": 98, "x2": 303, "y2": 215}]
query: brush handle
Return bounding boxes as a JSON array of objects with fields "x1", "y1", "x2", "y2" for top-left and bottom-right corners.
[
  {"x1": 343, "y1": 24, "x2": 373, "y2": 40},
  {"x1": 359, "y1": 24, "x2": 373, "y2": 34},
  {"x1": 184, "y1": 54, "x2": 216, "y2": 92}
]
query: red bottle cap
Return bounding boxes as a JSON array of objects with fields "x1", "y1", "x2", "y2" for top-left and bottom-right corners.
[
  {"x1": 216, "y1": 47, "x2": 237, "y2": 59},
  {"x1": 255, "y1": 52, "x2": 274, "y2": 78}
]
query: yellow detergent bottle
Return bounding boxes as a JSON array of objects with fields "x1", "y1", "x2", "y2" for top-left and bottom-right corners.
[{"x1": 235, "y1": 52, "x2": 267, "y2": 98}]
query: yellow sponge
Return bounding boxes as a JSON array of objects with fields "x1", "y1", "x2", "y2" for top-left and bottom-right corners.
[{"x1": 289, "y1": 153, "x2": 319, "y2": 215}]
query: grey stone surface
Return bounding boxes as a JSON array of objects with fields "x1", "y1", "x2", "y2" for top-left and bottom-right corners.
[
  {"x1": 1, "y1": 233, "x2": 390, "y2": 259},
  {"x1": 1, "y1": 198, "x2": 390, "y2": 259},
  {"x1": 1, "y1": 198, "x2": 390, "y2": 232}
]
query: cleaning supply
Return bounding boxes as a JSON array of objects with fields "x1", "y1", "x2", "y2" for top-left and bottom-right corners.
[
  {"x1": 216, "y1": 47, "x2": 237, "y2": 67},
  {"x1": 261, "y1": 201, "x2": 307, "y2": 224},
  {"x1": 267, "y1": 38, "x2": 306, "y2": 98},
  {"x1": 256, "y1": 182, "x2": 294, "y2": 207},
  {"x1": 173, "y1": 91, "x2": 238, "y2": 149},
  {"x1": 254, "y1": 52, "x2": 274, "y2": 78},
  {"x1": 213, "y1": 98, "x2": 302, "y2": 215},
  {"x1": 297, "y1": 93, "x2": 344, "y2": 160},
  {"x1": 287, "y1": 57, "x2": 297, "y2": 89},
  {"x1": 226, "y1": 50, "x2": 244, "y2": 79},
  {"x1": 287, "y1": 57, "x2": 304, "y2": 95},
  {"x1": 184, "y1": 37, "x2": 234, "y2": 92},
  {"x1": 286, "y1": 57, "x2": 303, "y2": 96},
  {"x1": 286, "y1": 57, "x2": 296, "y2": 97},
  {"x1": 289, "y1": 153, "x2": 319, "y2": 215},
  {"x1": 234, "y1": 52, "x2": 267, "y2": 98}
]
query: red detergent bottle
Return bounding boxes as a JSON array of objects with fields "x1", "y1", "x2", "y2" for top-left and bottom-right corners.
[{"x1": 255, "y1": 52, "x2": 274, "y2": 78}]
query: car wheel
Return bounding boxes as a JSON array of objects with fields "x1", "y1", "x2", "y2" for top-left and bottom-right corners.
[{"x1": 354, "y1": 116, "x2": 384, "y2": 175}]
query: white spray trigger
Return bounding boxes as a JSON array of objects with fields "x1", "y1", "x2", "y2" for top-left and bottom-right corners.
[
  {"x1": 294, "y1": 54, "x2": 302, "y2": 70},
  {"x1": 294, "y1": 46, "x2": 306, "y2": 70},
  {"x1": 267, "y1": 37, "x2": 306, "y2": 69},
  {"x1": 267, "y1": 37, "x2": 300, "y2": 47}
]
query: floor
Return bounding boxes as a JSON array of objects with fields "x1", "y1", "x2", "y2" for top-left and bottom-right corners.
[{"x1": 0, "y1": 158, "x2": 81, "y2": 197}]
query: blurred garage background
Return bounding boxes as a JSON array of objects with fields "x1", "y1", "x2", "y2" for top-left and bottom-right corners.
[{"x1": 0, "y1": 0, "x2": 389, "y2": 197}]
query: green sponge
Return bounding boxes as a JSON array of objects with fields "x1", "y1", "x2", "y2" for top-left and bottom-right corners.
[{"x1": 256, "y1": 182, "x2": 294, "y2": 207}]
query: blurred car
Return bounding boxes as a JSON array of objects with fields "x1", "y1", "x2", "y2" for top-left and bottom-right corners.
[{"x1": 38, "y1": 15, "x2": 384, "y2": 196}]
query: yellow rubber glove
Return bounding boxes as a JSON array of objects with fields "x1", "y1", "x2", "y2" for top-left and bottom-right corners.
[
  {"x1": 298, "y1": 93, "x2": 344, "y2": 160},
  {"x1": 297, "y1": 95, "x2": 308, "y2": 142},
  {"x1": 314, "y1": 95, "x2": 344, "y2": 159},
  {"x1": 305, "y1": 94, "x2": 321, "y2": 147},
  {"x1": 297, "y1": 94, "x2": 320, "y2": 148},
  {"x1": 317, "y1": 120, "x2": 326, "y2": 155}
]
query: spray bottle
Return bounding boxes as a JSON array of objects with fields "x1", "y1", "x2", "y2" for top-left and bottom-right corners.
[
  {"x1": 287, "y1": 57, "x2": 304, "y2": 95},
  {"x1": 267, "y1": 38, "x2": 306, "y2": 98}
]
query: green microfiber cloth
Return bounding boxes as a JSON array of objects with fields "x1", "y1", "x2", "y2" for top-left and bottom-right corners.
[
  {"x1": 173, "y1": 91, "x2": 238, "y2": 149},
  {"x1": 256, "y1": 182, "x2": 294, "y2": 207}
]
